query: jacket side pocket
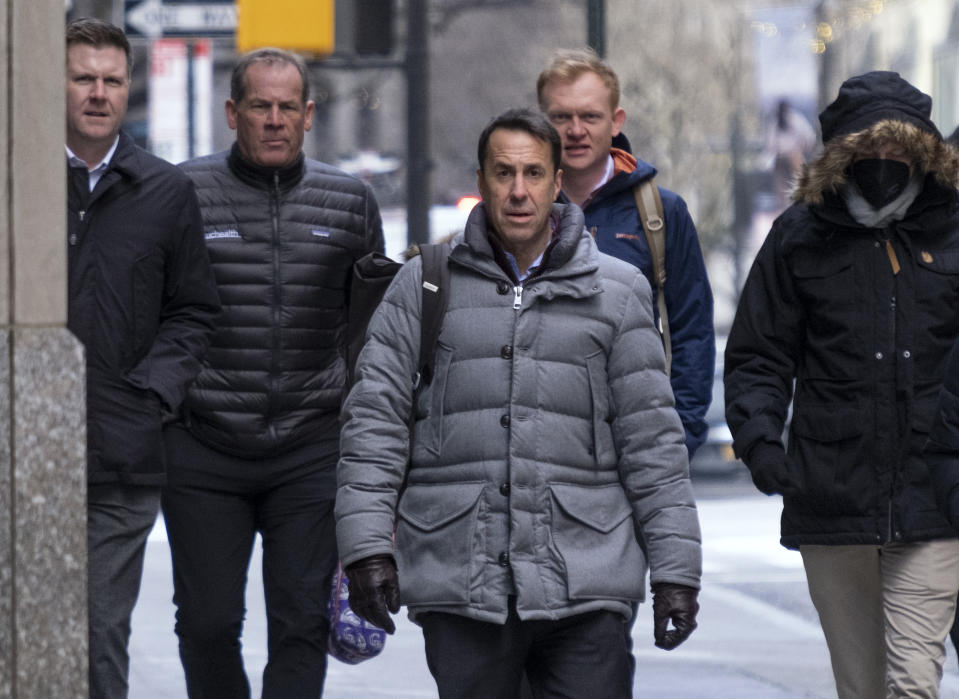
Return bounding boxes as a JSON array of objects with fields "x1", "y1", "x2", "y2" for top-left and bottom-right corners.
[
  {"x1": 395, "y1": 481, "x2": 484, "y2": 605},
  {"x1": 549, "y1": 483, "x2": 645, "y2": 601}
]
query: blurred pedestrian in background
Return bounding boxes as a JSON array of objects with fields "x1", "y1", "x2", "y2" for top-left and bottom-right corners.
[
  {"x1": 763, "y1": 98, "x2": 817, "y2": 211},
  {"x1": 725, "y1": 71, "x2": 959, "y2": 699}
]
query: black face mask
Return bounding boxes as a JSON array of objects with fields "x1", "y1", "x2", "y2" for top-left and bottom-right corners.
[{"x1": 851, "y1": 158, "x2": 911, "y2": 209}]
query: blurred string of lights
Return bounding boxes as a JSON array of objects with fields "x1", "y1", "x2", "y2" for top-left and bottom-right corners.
[{"x1": 750, "y1": 0, "x2": 899, "y2": 55}]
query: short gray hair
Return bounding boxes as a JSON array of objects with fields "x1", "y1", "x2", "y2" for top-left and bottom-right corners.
[{"x1": 231, "y1": 48, "x2": 310, "y2": 104}]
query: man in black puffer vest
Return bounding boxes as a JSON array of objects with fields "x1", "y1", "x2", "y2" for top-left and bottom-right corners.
[{"x1": 163, "y1": 48, "x2": 384, "y2": 697}]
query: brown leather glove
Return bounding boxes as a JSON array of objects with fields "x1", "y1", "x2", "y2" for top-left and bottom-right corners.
[
  {"x1": 651, "y1": 582, "x2": 699, "y2": 650},
  {"x1": 345, "y1": 555, "x2": 401, "y2": 634}
]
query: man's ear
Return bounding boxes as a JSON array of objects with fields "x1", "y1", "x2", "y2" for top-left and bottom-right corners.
[
  {"x1": 225, "y1": 99, "x2": 238, "y2": 131},
  {"x1": 611, "y1": 107, "x2": 626, "y2": 137},
  {"x1": 304, "y1": 100, "x2": 316, "y2": 132}
]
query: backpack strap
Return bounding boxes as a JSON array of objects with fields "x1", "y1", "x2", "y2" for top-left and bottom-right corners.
[
  {"x1": 347, "y1": 252, "x2": 403, "y2": 387},
  {"x1": 416, "y1": 241, "x2": 451, "y2": 388},
  {"x1": 402, "y1": 241, "x2": 450, "y2": 487},
  {"x1": 633, "y1": 179, "x2": 671, "y2": 375}
]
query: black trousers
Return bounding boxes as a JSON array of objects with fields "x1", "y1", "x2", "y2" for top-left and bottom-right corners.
[
  {"x1": 162, "y1": 426, "x2": 339, "y2": 699},
  {"x1": 420, "y1": 599, "x2": 632, "y2": 699}
]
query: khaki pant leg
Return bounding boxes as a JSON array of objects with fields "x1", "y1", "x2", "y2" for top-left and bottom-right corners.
[
  {"x1": 881, "y1": 539, "x2": 959, "y2": 699},
  {"x1": 801, "y1": 544, "x2": 886, "y2": 699}
]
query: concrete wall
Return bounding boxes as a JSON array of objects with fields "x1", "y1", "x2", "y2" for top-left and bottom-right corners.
[{"x1": 1, "y1": 0, "x2": 89, "y2": 696}]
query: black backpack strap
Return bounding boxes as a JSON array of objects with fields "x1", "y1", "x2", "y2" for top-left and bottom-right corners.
[
  {"x1": 416, "y1": 241, "x2": 451, "y2": 388},
  {"x1": 347, "y1": 251, "x2": 403, "y2": 387}
]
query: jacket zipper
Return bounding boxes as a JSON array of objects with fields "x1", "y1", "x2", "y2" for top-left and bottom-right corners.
[
  {"x1": 512, "y1": 285, "x2": 523, "y2": 310},
  {"x1": 70, "y1": 210, "x2": 86, "y2": 246},
  {"x1": 267, "y1": 171, "x2": 282, "y2": 440},
  {"x1": 884, "y1": 230, "x2": 897, "y2": 542},
  {"x1": 887, "y1": 290, "x2": 897, "y2": 542}
]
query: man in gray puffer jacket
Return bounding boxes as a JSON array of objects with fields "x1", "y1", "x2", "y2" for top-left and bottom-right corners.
[{"x1": 336, "y1": 108, "x2": 701, "y2": 698}]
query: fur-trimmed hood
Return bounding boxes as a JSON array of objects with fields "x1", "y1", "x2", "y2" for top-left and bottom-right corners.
[{"x1": 794, "y1": 118, "x2": 959, "y2": 206}]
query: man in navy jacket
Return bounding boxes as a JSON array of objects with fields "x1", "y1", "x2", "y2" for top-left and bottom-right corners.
[
  {"x1": 537, "y1": 48, "x2": 715, "y2": 459},
  {"x1": 66, "y1": 18, "x2": 219, "y2": 698}
]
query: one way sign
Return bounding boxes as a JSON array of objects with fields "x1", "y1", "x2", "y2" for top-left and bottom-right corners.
[{"x1": 124, "y1": 0, "x2": 236, "y2": 38}]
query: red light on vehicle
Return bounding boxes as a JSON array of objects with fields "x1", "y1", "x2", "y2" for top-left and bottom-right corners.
[{"x1": 457, "y1": 195, "x2": 481, "y2": 213}]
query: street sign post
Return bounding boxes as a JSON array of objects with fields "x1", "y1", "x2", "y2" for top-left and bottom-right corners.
[{"x1": 124, "y1": 0, "x2": 236, "y2": 39}]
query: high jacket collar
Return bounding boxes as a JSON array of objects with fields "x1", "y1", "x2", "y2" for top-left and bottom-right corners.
[
  {"x1": 794, "y1": 118, "x2": 959, "y2": 207},
  {"x1": 227, "y1": 143, "x2": 305, "y2": 190},
  {"x1": 808, "y1": 176, "x2": 959, "y2": 239}
]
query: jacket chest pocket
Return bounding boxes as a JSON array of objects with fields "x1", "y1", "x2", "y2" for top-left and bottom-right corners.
[
  {"x1": 414, "y1": 342, "x2": 453, "y2": 459},
  {"x1": 792, "y1": 253, "x2": 857, "y2": 307},
  {"x1": 791, "y1": 252, "x2": 860, "y2": 350},
  {"x1": 586, "y1": 352, "x2": 615, "y2": 465},
  {"x1": 914, "y1": 249, "x2": 959, "y2": 338}
]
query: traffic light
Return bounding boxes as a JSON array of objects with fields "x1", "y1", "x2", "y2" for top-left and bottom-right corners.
[
  {"x1": 354, "y1": 0, "x2": 393, "y2": 55},
  {"x1": 236, "y1": 0, "x2": 335, "y2": 55}
]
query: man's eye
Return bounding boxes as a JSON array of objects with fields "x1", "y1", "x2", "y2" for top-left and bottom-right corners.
[
  {"x1": 549, "y1": 113, "x2": 570, "y2": 123},
  {"x1": 106, "y1": 78, "x2": 124, "y2": 87}
]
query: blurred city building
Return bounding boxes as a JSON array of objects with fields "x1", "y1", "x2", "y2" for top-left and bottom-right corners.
[{"x1": 66, "y1": 0, "x2": 959, "y2": 329}]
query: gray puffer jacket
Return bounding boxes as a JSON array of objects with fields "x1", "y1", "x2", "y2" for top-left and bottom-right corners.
[{"x1": 336, "y1": 203, "x2": 701, "y2": 624}]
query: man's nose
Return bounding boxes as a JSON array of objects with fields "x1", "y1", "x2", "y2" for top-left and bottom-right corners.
[
  {"x1": 568, "y1": 116, "x2": 587, "y2": 136},
  {"x1": 266, "y1": 105, "x2": 282, "y2": 125},
  {"x1": 510, "y1": 175, "x2": 529, "y2": 199},
  {"x1": 90, "y1": 78, "x2": 106, "y2": 99}
]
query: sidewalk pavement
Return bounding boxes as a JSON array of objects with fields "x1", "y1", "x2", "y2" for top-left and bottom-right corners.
[{"x1": 130, "y1": 496, "x2": 959, "y2": 698}]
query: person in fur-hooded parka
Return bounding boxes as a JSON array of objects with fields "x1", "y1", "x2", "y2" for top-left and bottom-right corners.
[{"x1": 724, "y1": 71, "x2": 959, "y2": 699}]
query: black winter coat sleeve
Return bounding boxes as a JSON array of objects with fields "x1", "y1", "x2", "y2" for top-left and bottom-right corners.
[
  {"x1": 926, "y1": 338, "x2": 959, "y2": 531},
  {"x1": 124, "y1": 179, "x2": 220, "y2": 410},
  {"x1": 723, "y1": 218, "x2": 801, "y2": 460}
]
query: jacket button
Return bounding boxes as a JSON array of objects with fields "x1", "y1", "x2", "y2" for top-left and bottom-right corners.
[
  {"x1": 875, "y1": 352, "x2": 884, "y2": 360},
  {"x1": 69, "y1": 234, "x2": 78, "y2": 245},
  {"x1": 498, "y1": 551, "x2": 510, "y2": 566},
  {"x1": 501, "y1": 345, "x2": 513, "y2": 359},
  {"x1": 499, "y1": 482, "x2": 510, "y2": 496},
  {"x1": 497, "y1": 281, "x2": 511, "y2": 295},
  {"x1": 500, "y1": 414, "x2": 510, "y2": 428},
  {"x1": 902, "y1": 350, "x2": 911, "y2": 359}
]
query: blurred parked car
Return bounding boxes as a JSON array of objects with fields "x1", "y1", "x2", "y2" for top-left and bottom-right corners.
[
  {"x1": 380, "y1": 197, "x2": 477, "y2": 260},
  {"x1": 689, "y1": 362, "x2": 746, "y2": 477}
]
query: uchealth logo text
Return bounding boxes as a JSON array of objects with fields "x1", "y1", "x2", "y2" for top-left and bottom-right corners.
[{"x1": 205, "y1": 229, "x2": 240, "y2": 240}]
